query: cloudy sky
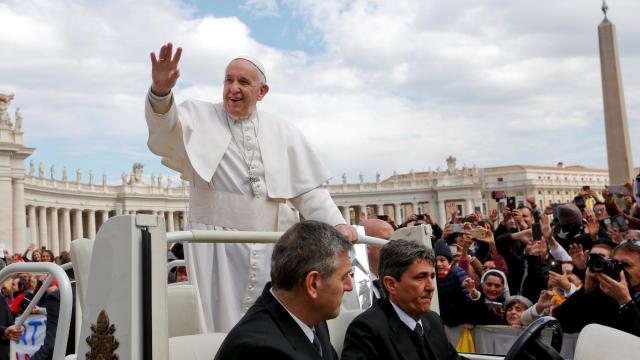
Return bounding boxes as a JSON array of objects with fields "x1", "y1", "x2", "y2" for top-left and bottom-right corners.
[{"x1": 1, "y1": 0, "x2": 639, "y2": 185}]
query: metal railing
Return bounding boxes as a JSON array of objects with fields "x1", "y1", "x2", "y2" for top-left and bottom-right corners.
[
  {"x1": 166, "y1": 230, "x2": 387, "y2": 246},
  {"x1": 0, "y1": 262, "x2": 73, "y2": 360}
]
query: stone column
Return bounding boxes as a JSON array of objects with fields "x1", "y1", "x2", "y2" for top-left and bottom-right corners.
[
  {"x1": 437, "y1": 200, "x2": 447, "y2": 226},
  {"x1": 429, "y1": 201, "x2": 439, "y2": 224},
  {"x1": 49, "y1": 208, "x2": 59, "y2": 255},
  {"x1": 27, "y1": 205, "x2": 38, "y2": 246},
  {"x1": 177, "y1": 212, "x2": 185, "y2": 230},
  {"x1": 394, "y1": 203, "x2": 402, "y2": 224},
  {"x1": 341, "y1": 206, "x2": 351, "y2": 225},
  {"x1": 61, "y1": 208, "x2": 71, "y2": 251},
  {"x1": 72, "y1": 209, "x2": 83, "y2": 240},
  {"x1": 38, "y1": 206, "x2": 48, "y2": 249},
  {"x1": 87, "y1": 210, "x2": 96, "y2": 239},
  {"x1": 166, "y1": 211, "x2": 175, "y2": 232},
  {"x1": 376, "y1": 204, "x2": 385, "y2": 216},
  {"x1": 0, "y1": 178, "x2": 12, "y2": 253},
  {"x1": 598, "y1": 16, "x2": 635, "y2": 184},
  {"x1": 464, "y1": 199, "x2": 473, "y2": 216},
  {"x1": 12, "y1": 178, "x2": 26, "y2": 253}
]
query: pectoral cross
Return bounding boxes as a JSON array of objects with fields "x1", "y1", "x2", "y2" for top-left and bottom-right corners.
[{"x1": 247, "y1": 168, "x2": 260, "y2": 184}]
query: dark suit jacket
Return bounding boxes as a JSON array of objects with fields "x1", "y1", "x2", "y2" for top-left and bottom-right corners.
[
  {"x1": 215, "y1": 283, "x2": 337, "y2": 360},
  {"x1": 31, "y1": 282, "x2": 76, "y2": 360},
  {"x1": 0, "y1": 294, "x2": 14, "y2": 360},
  {"x1": 341, "y1": 298, "x2": 466, "y2": 360}
]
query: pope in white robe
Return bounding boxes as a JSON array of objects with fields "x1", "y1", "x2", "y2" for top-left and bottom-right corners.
[{"x1": 144, "y1": 43, "x2": 357, "y2": 332}]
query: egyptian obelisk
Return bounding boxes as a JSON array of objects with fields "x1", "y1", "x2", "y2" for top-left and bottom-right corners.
[{"x1": 598, "y1": 1, "x2": 634, "y2": 185}]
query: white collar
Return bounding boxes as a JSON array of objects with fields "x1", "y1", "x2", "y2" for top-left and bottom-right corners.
[
  {"x1": 269, "y1": 287, "x2": 315, "y2": 344},
  {"x1": 227, "y1": 109, "x2": 258, "y2": 122},
  {"x1": 389, "y1": 299, "x2": 423, "y2": 331}
]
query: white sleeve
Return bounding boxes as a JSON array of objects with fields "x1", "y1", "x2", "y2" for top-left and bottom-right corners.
[
  {"x1": 148, "y1": 89, "x2": 173, "y2": 114},
  {"x1": 559, "y1": 283, "x2": 579, "y2": 298},
  {"x1": 289, "y1": 187, "x2": 346, "y2": 226},
  {"x1": 549, "y1": 244, "x2": 572, "y2": 262},
  {"x1": 145, "y1": 90, "x2": 188, "y2": 174}
]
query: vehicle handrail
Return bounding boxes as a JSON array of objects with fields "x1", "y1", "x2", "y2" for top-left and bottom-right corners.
[
  {"x1": 167, "y1": 260, "x2": 186, "y2": 273},
  {"x1": 0, "y1": 262, "x2": 73, "y2": 360},
  {"x1": 166, "y1": 230, "x2": 387, "y2": 246}
]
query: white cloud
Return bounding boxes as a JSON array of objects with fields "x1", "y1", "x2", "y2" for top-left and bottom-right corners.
[
  {"x1": 0, "y1": 0, "x2": 638, "y2": 183},
  {"x1": 242, "y1": 0, "x2": 280, "y2": 18}
]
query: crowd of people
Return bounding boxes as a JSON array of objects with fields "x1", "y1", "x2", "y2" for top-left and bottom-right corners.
[
  {"x1": 0, "y1": 184, "x2": 638, "y2": 359},
  {"x1": 0, "y1": 245, "x2": 75, "y2": 360},
  {"x1": 213, "y1": 184, "x2": 640, "y2": 359},
  {"x1": 386, "y1": 185, "x2": 640, "y2": 337}
]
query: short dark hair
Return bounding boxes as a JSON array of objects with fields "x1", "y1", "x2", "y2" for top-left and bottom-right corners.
[
  {"x1": 271, "y1": 221, "x2": 352, "y2": 291},
  {"x1": 613, "y1": 240, "x2": 640, "y2": 258},
  {"x1": 517, "y1": 205, "x2": 533, "y2": 214},
  {"x1": 378, "y1": 240, "x2": 435, "y2": 295}
]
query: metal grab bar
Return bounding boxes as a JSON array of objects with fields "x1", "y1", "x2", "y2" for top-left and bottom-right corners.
[
  {"x1": 0, "y1": 262, "x2": 73, "y2": 360},
  {"x1": 167, "y1": 260, "x2": 185, "y2": 272},
  {"x1": 166, "y1": 230, "x2": 388, "y2": 246}
]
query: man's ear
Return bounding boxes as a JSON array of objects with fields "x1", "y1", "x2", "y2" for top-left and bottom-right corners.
[
  {"x1": 304, "y1": 271, "x2": 321, "y2": 299},
  {"x1": 257, "y1": 83, "x2": 269, "y2": 101},
  {"x1": 382, "y1": 275, "x2": 396, "y2": 297}
]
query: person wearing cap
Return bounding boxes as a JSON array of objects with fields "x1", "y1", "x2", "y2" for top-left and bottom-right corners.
[
  {"x1": 503, "y1": 295, "x2": 533, "y2": 328},
  {"x1": 145, "y1": 43, "x2": 356, "y2": 332},
  {"x1": 433, "y1": 239, "x2": 475, "y2": 327},
  {"x1": 554, "y1": 204, "x2": 593, "y2": 251}
]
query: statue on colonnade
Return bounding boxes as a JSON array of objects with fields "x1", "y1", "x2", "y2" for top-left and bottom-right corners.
[{"x1": 129, "y1": 163, "x2": 144, "y2": 185}]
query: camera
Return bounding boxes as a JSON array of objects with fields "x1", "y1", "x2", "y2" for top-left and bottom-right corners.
[
  {"x1": 415, "y1": 214, "x2": 425, "y2": 221},
  {"x1": 549, "y1": 259, "x2": 563, "y2": 274},
  {"x1": 532, "y1": 223, "x2": 543, "y2": 241},
  {"x1": 451, "y1": 224, "x2": 463, "y2": 233},
  {"x1": 506, "y1": 197, "x2": 516, "y2": 210},
  {"x1": 587, "y1": 253, "x2": 622, "y2": 281}
]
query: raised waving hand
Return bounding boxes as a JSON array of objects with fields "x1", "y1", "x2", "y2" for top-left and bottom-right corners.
[{"x1": 150, "y1": 42, "x2": 183, "y2": 96}]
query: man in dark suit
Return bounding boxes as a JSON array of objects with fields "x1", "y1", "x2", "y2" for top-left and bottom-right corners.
[
  {"x1": 215, "y1": 220, "x2": 354, "y2": 360},
  {"x1": 342, "y1": 240, "x2": 467, "y2": 360}
]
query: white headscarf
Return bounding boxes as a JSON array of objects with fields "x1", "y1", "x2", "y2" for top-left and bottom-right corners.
[{"x1": 480, "y1": 269, "x2": 510, "y2": 302}]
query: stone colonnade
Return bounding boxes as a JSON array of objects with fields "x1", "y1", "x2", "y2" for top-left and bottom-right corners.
[
  {"x1": 24, "y1": 205, "x2": 186, "y2": 254},
  {"x1": 337, "y1": 201, "x2": 441, "y2": 226},
  {"x1": 337, "y1": 198, "x2": 484, "y2": 226}
]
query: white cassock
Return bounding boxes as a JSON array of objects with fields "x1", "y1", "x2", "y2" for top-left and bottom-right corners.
[{"x1": 145, "y1": 91, "x2": 345, "y2": 332}]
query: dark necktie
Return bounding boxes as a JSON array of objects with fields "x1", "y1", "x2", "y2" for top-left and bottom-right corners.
[
  {"x1": 312, "y1": 328, "x2": 323, "y2": 358},
  {"x1": 414, "y1": 323, "x2": 429, "y2": 360}
]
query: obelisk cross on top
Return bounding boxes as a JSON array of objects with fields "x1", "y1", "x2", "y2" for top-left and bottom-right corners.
[{"x1": 598, "y1": 2, "x2": 635, "y2": 185}]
